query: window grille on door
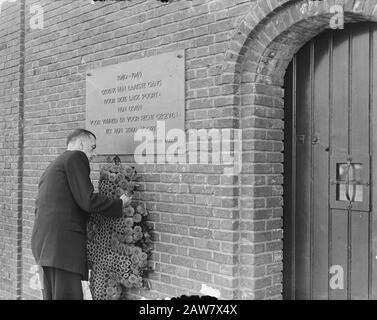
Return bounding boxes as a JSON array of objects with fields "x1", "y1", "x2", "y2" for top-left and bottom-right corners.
[{"x1": 330, "y1": 153, "x2": 370, "y2": 211}]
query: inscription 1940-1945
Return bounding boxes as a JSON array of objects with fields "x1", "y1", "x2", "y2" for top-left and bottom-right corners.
[{"x1": 86, "y1": 50, "x2": 185, "y2": 155}]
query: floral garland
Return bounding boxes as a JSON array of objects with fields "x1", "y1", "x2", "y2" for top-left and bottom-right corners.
[{"x1": 87, "y1": 156, "x2": 153, "y2": 300}]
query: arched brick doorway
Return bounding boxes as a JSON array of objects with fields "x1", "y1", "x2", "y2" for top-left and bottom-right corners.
[{"x1": 222, "y1": 0, "x2": 377, "y2": 299}]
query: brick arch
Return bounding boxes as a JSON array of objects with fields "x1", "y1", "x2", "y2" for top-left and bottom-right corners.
[
  {"x1": 228, "y1": 0, "x2": 377, "y2": 300},
  {"x1": 225, "y1": 0, "x2": 377, "y2": 84}
]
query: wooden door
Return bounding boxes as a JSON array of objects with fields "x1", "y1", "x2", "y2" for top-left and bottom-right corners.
[{"x1": 283, "y1": 23, "x2": 377, "y2": 300}]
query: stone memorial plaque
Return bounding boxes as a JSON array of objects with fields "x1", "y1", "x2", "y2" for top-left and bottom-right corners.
[{"x1": 86, "y1": 50, "x2": 185, "y2": 155}]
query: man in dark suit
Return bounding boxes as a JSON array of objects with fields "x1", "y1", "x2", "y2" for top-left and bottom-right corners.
[{"x1": 31, "y1": 128, "x2": 131, "y2": 300}]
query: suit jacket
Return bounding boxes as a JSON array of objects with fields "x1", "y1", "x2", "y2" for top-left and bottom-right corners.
[{"x1": 31, "y1": 150, "x2": 122, "y2": 280}]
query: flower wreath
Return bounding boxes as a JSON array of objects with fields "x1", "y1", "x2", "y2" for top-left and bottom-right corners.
[{"x1": 87, "y1": 156, "x2": 153, "y2": 300}]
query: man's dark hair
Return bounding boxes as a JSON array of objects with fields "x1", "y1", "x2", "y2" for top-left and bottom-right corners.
[{"x1": 66, "y1": 128, "x2": 96, "y2": 146}]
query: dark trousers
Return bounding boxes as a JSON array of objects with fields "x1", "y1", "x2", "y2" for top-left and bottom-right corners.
[{"x1": 41, "y1": 266, "x2": 83, "y2": 300}]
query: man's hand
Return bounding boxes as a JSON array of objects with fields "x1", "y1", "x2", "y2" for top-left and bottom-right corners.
[{"x1": 120, "y1": 194, "x2": 132, "y2": 207}]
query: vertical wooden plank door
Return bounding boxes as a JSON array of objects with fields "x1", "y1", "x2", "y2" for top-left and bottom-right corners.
[{"x1": 283, "y1": 23, "x2": 377, "y2": 300}]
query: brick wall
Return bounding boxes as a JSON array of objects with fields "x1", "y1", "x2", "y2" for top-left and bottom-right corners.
[
  {"x1": 21, "y1": 0, "x2": 259, "y2": 300},
  {"x1": 0, "y1": 0, "x2": 25, "y2": 300},
  {"x1": 1, "y1": 0, "x2": 377, "y2": 300}
]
